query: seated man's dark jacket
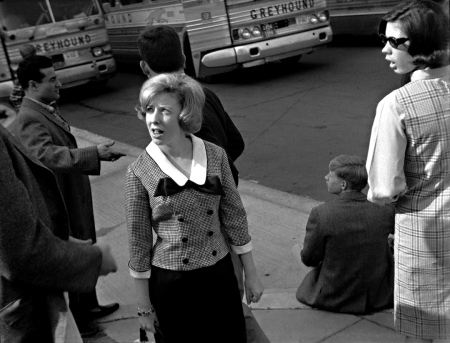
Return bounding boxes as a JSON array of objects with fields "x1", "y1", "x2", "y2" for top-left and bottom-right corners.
[
  {"x1": 195, "y1": 87, "x2": 244, "y2": 185},
  {"x1": 0, "y1": 125, "x2": 102, "y2": 342},
  {"x1": 296, "y1": 191, "x2": 395, "y2": 314}
]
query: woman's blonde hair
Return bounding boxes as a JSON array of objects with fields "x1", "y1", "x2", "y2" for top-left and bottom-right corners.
[{"x1": 136, "y1": 73, "x2": 205, "y2": 133}]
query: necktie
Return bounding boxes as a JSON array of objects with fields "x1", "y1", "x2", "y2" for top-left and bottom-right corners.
[
  {"x1": 51, "y1": 105, "x2": 70, "y2": 131},
  {"x1": 154, "y1": 176, "x2": 225, "y2": 197}
]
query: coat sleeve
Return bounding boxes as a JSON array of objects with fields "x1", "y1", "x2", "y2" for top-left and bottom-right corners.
[
  {"x1": 301, "y1": 208, "x2": 325, "y2": 267},
  {"x1": 366, "y1": 91, "x2": 407, "y2": 205},
  {"x1": 217, "y1": 147, "x2": 251, "y2": 254},
  {"x1": 125, "y1": 165, "x2": 153, "y2": 279},
  {"x1": 0, "y1": 135, "x2": 102, "y2": 293},
  {"x1": 14, "y1": 113, "x2": 100, "y2": 175}
]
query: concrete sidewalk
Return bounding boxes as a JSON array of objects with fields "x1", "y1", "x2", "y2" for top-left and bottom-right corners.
[{"x1": 72, "y1": 128, "x2": 403, "y2": 343}]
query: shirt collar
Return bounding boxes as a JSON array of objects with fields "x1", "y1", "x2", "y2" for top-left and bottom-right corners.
[
  {"x1": 146, "y1": 134, "x2": 207, "y2": 186},
  {"x1": 411, "y1": 65, "x2": 450, "y2": 82},
  {"x1": 25, "y1": 96, "x2": 57, "y2": 113}
]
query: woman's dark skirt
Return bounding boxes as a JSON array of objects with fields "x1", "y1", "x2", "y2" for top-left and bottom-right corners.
[{"x1": 149, "y1": 253, "x2": 246, "y2": 343}]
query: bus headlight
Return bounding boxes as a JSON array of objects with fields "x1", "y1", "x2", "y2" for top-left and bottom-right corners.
[
  {"x1": 91, "y1": 47, "x2": 103, "y2": 57},
  {"x1": 251, "y1": 26, "x2": 261, "y2": 37},
  {"x1": 318, "y1": 11, "x2": 329, "y2": 22},
  {"x1": 309, "y1": 14, "x2": 319, "y2": 24},
  {"x1": 239, "y1": 28, "x2": 251, "y2": 39}
]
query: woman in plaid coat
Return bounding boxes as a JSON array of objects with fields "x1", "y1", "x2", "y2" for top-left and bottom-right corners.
[
  {"x1": 125, "y1": 73, "x2": 264, "y2": 343},
  {"x1": 366, "y1": 1, "x2": 450, "y2": 341}
]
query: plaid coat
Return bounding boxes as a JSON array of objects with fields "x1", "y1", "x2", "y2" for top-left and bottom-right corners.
[
  {"x1": 367, "y1": 66, "x2": 450, "y2": 339},
  {"x1": 125, "y1": 135, "x2": 251, "y2": 278}
]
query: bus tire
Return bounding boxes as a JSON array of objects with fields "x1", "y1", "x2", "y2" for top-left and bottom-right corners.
[{"x1": 280, "y1": 55, "x2": 302, "y2": 65}]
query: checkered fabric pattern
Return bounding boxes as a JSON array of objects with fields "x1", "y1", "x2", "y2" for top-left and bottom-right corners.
[
  {"x1": 9, "y1": 81, "x2": 24, "y2": 109},
  {"x1": 393, "y1": 77, "x2": 450, "y2": 339},
  {"x1": 125, "y1": 140, "x2": 251, "y2": 274}
]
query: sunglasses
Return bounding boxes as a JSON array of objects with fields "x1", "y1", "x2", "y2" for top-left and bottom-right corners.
[{"x1": 379, "y1": 34, "x2": 409, "y2": 49}]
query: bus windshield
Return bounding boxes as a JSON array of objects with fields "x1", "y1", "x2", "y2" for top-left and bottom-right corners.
[
  {"x1": 49, "y1": 0, "x2": 100, "y2": 22},
  {"x1": 0, "y1": 0, "x2": 51, "y2": 30}
]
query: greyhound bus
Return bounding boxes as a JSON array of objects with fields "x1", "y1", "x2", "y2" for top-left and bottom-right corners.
[
  {"x1": 100, "y1": 0, "x2": 333, "y2": 79},
  {"x1": 0, "y1": 0, "x2": 116, "y2": 96}
]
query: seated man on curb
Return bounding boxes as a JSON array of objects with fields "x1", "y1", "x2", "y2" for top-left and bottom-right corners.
[{"x1": 293, "y1": 155, "x2": 395, "y2": 314}]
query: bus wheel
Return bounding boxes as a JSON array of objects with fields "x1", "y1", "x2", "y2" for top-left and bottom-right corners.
[{"x1": 280, "y1": 55, "x2": 302, "y2": 65}]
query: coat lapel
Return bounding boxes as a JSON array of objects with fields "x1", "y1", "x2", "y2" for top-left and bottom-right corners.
[{"x1": 21, "y1": 98, "x2": 71, "y2": 134}]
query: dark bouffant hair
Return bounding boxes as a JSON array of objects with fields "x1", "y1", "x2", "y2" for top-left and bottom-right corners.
[
  {"x1": 17, "y1": 55, "x2": 53, "y2": 89},
  {"x1": 137, "y1": 26, "x2": 185, "y2": 73},
  {"x1": 329, "y1": 155, "x2": 368, "y2": 192},
  {"x1": 381, "y1": 0, "x2": 449, "y2": 68}
]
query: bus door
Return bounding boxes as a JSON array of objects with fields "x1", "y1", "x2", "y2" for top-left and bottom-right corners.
[{"x1": 183, "y1": 0, "x2": 233, "y2": 77}]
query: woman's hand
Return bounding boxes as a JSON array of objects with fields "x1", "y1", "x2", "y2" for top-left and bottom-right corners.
[
  {"x1": 139, "y1": 312, "x2": 158, "y2": 334},
  {"x1": 244, "y1": 272, "x2": 264, "y2": 305}
]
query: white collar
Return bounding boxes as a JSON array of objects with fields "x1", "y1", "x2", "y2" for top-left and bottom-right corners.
[
  {"x1": 411, "y1": 65, "x2": 450, "y2": 82},
  {"x1": 146, "y1": 134, "x2": 207, "y2": 186}
]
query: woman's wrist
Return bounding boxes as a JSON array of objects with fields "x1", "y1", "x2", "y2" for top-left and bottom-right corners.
[{"x1": 137, "y1": 305, "x2": 155, "y2": 317}]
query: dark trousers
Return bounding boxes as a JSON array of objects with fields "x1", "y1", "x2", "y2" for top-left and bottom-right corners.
[
  {"x1": 69, "y1": 289, "x2": 99, "y2": 327},
  {"x1": 150, "y1": 254, "x2": 246, "y2": 343}
]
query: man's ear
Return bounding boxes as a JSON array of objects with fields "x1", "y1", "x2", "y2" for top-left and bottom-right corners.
[
  {"x1": 140, "y1": 60, "x2": 153, "y2": 78},
  {"x1": 28, "y1": 80, "x2": 38, "y2": 91}
]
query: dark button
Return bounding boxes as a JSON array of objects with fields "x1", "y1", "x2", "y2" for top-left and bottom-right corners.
[
  {"x1": 183, "y1": 258, "x2": 189, "y2": 264},
  {"x1": 207, "y1": 210, "x2": 214, "y2": 215},
  {"x1": 212, "y1": 250, "x2": 217, "y2": 256},
  {"x1": 178, "y1": 216, "x2": 184, "y2": 222},
  {"x1": 182, "y1": 237, "x2": 188, "y2": 243},
  {"x1": 208, "y1": 231, "x2": 214, "y2": 236}
]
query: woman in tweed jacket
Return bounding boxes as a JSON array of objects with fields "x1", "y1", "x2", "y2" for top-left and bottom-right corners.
[
  {"x1": 125, "y1": 73, "x2": 263, "y2": 343},
  {"x1": 366, "y1": 1, "x2": 450, "y2": 341}
]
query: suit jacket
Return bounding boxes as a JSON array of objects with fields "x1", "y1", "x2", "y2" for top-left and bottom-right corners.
[
  {"x1": 296, "y1": 191, "x2": 395, "y2": 314},
  {"x1": 9, "y1": 97, "x2": 100, "y2": 241},
  {"x1": 194, "y1": 87, "x2": 245, "y2": 185},
  {"x1": 0, "y1": 125, "x2": 101, "y2": 342}
]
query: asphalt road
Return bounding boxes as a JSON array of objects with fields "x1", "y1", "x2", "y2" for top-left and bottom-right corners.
[{"x1": 61, "y1": 38, "x2": 400, "y2": 202}]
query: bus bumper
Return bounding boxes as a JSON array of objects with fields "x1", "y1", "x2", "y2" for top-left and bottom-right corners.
[
  {"x1": 200, "y1": 26, "x2": 332, "y2": 71},
  {"x1": 57, "y1": 57, "x2": 117, "y2": 89}
]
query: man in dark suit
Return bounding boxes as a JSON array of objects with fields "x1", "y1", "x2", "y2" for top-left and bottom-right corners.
[
  {"x1": 294, "y1": 155, "x2": 395, "y2": 314},
  {"x1": 0, "y1": 124, "x2": 117, "y2": 342},
  {"x1": 8, "y1": 55, "x2": 125, "y2": 336},
  {"x1": 137, "y1": 26, "x2": 269, "y2": 343}
]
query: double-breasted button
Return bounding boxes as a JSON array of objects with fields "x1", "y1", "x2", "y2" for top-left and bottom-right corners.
[
  {"x1": 178, "y1": 216, "x2": 184, "y2": 222},
  {"x1": 208, "y1": 231, "x2": 214, "y2": 237},
  {"x1": 212, "y1": 250, "x2": 217, "y2": 256},
  {"x1": 183, "y1": 258, "x2": 189, "y2": 264},
  {"x1": 207, "y1": 210, "x2": 214, "y2": 215},
  {"x1": 182, "y1": 237, "x2": 188, "y2": 243}
]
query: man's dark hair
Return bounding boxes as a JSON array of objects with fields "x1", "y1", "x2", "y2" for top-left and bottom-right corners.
[
  {"x1": 17, "y1": 55, "x2": 53, "y2": 89},
  {"x1": 137, "y1": 26, "x2": 184, "y2": 73}
]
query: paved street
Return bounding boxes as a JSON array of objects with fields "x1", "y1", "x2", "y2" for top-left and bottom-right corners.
[{"x1": 60, "y1": 37, "x2": 400, "y2": 203}]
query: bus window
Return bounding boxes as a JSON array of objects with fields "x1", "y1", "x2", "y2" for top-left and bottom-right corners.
[
  {"x1": 49, "y1": 0, "x2": 100, "y2": 21},
  {"x1": 120, "y1": 0, "x2": 144, "y2": 6},
  {"x1": 0, "y1": 0, "x2": 51, "y2": 30}
]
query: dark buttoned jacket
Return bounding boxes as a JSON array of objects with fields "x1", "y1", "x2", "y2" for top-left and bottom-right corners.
[
  {"x1": 0, "y1": 125, "x2": 101, "y2": 342},
  {"x1": 195, "y1": 87, "x2": 245, "y2": 185},
  {"x1": 125, "y1": 135, "x2": 251, "y2": 278},
  {"x1": 9, "y1": 97, "x2": 99, "y2": 241},
  {"x1": 296, "y1": 191, "x2": 395, "y2": 314}
]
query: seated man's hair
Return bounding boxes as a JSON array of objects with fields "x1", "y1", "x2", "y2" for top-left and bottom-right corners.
[
  {"x1": 137, "y1": 25, "x2": 185, "y2": 73},
  {"x1": 329, "y1": 155, "x2": 368, "y2": 191},
  {"x1": 17, "y1": 55, "x2": 53, "y2": 89}
]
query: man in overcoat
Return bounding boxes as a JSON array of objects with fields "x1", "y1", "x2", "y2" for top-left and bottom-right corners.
[
  {"x1": 0, "y1": 124, "x2": 117, "y2": 342},
  {"x1": 8, "y1": 55, "x2": 125, "y2": 336}
]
